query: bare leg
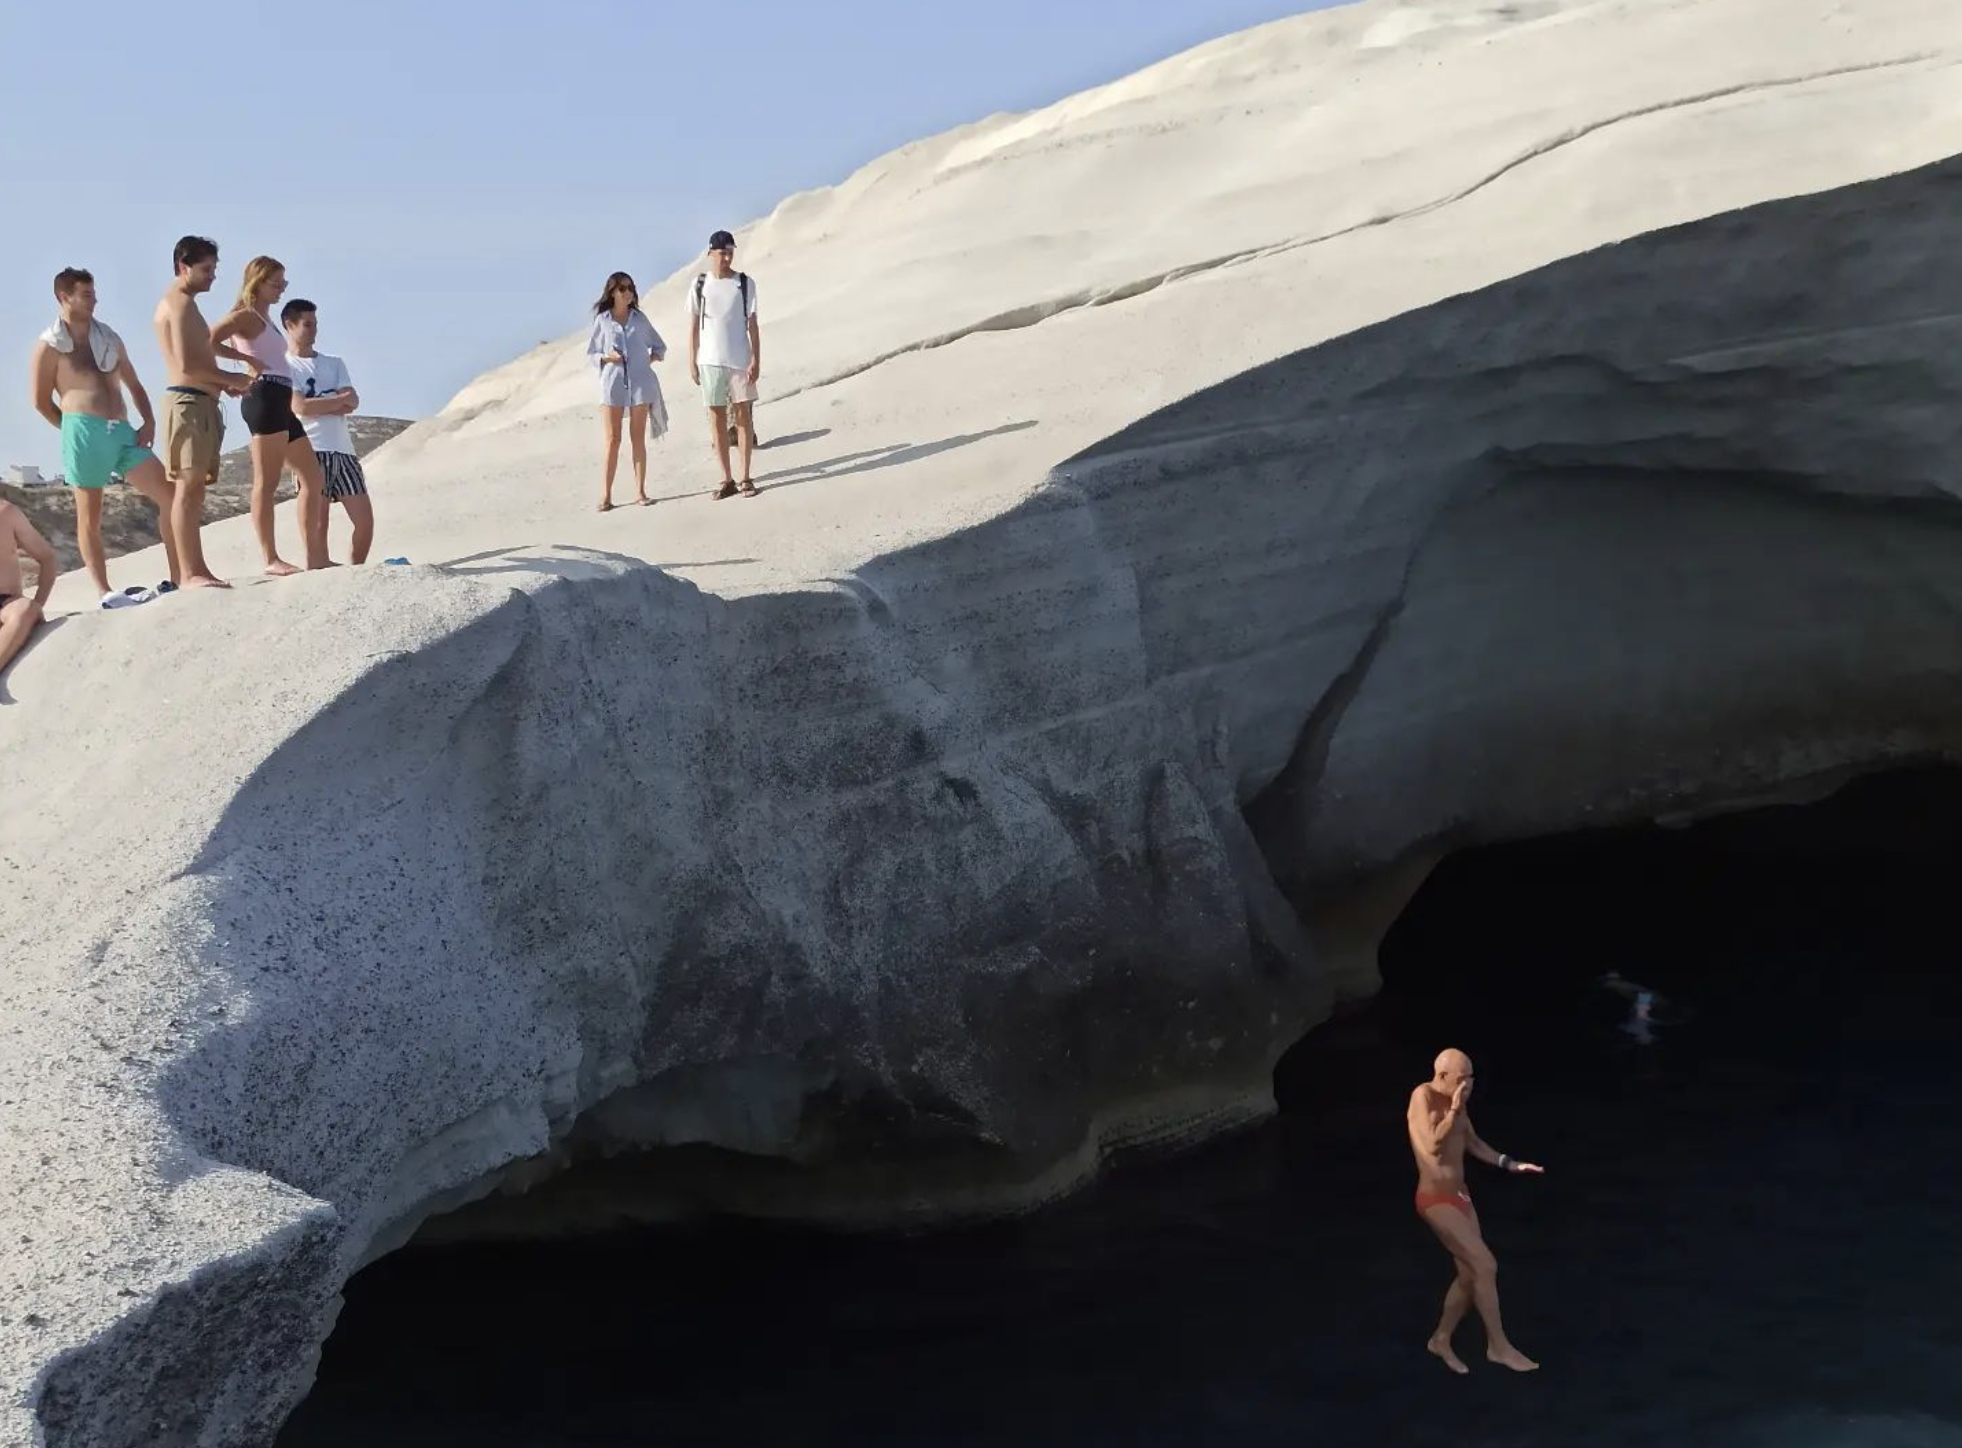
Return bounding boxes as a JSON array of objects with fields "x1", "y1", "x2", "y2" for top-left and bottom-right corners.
[
  {"x1": 340, "y1": 494, "x2": 376, "y2": 564},
  {"x1": 286, "y1": 441, "x2": 332, "y2": 569},
  {"x1": 709, "y1": 405, "x2": 733, "y2": 488},
  {"x1": 1428, "y1": 1265, "x2": 1472, "y2": 1374},
  {"x1": 599, "y1": 406, "x2": 623, "y2": 510},
  {"x1": 124, "y1": 457, "x2": 181, "y2": 585},
  {"x1": 248, "y1": 433, "x2": 298, "y2": 575},
  {"x1": 170, "y1": 475, "x2": 227, "y2": 588},
  {"x1": 1471, "y1": 1268, "x2": 1537, "y2": 1372},
  {"x1": 1421, "y1": 1204, "x2": 1538, "y2": 1372},
  {"x1": 629, "y1": 404, "x2": 650, "y2": 503},
  {"x1": 0, "y1": 596, "x2": 43, "y2": 676},
  {"x1": 72, "y1": 488, "x2": 110, "y2": 596},
  {"x1": 737, "y1": 400, "x2": 755, "y2": 486}
]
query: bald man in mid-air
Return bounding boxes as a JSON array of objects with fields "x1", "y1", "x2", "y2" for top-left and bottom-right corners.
[{"x1": 1407, "y1": 1048, "x2": 1545, "y2": 1374}]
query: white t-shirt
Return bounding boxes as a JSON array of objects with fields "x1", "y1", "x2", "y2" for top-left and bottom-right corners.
[
  {"x1": 286, "y1": 352, "x2": 356, "y2": 455},
  {"x1": 691, "y1": 274, "x2": 757, "y2": 371}
]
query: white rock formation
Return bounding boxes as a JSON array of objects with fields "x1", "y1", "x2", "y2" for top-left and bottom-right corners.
[{"x1": 3, "y1": 1, "x2": 1960, "y2": 1443}]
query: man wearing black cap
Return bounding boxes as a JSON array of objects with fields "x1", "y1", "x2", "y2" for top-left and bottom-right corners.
[{"x1": 688, "y1": 230, "x2": 761, "y2": 498}]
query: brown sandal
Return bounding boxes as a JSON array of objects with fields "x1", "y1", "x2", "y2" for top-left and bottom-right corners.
[
  {"x1": 713, "y1": 480, "x2": 737, "y2": 500},
  {"x1": 738, "y1": 479, "x2": 758, "y2": 498}
]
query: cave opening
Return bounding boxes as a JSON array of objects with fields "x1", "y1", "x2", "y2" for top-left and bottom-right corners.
[
  {"x1": 276, "y1": 765, "x2": 1962, "y2": 1448},
  {"x1": 1284, "y1": 761, "x2": 1962, "y2": 1108}
]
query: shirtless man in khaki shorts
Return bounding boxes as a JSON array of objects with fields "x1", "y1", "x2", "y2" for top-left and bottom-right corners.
[
  {"x1": 153, "y1": 235, "x2": 251, "y2": 588},
  {"x1": 1407, "y1": 1048, "x2": 1545, "y2": 1374}
]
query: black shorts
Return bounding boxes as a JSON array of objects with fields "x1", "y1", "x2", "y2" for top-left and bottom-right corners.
[{"x1": 241, "y1": 377, "x2": 306, "y2": 442}]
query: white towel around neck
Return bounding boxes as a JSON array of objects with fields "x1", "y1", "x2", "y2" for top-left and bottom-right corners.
[{"x1": 40, "y1": 318, "x2": 124, "y2": 373}]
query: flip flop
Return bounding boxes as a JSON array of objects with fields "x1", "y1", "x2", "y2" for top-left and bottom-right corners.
[{"x1": 155, "y1": 580, "x2": 178, "y2": 596}]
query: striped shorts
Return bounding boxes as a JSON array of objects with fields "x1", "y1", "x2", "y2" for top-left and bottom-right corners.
[{"x1": 318, "y1": 451, "x2": 368, "y2": 500}]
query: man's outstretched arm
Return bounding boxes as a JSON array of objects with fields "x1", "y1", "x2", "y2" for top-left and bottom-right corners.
[{"x1": 1467, "y1": 1118, "x2": 1544, "y2": 1174}]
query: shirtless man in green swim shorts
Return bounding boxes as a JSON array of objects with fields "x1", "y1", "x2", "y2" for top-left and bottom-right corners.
[
  {"x1": 29, "y1": 267, "x2": 182, "y2": 608},
  {"x1": 1408, "y1": 1048, "x2": 1545, "y2": 1375}
]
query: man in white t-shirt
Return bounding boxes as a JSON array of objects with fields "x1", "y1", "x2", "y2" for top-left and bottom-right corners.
[
  {"x1": 281, "y1": 299, "x2": 375, "y2": 563},
  {"x1": 688, "y1": 229, "x2": 762, "y2": 499}
]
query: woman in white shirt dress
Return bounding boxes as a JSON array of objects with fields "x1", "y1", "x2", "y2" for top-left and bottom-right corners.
[{"x1": 587, "y1": 272, "x2": 670, "y2": 511}]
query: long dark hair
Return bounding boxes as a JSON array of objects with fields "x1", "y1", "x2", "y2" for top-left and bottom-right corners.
[{"x1": 593, "y1": 271, "x2": 639, "y2": 315}]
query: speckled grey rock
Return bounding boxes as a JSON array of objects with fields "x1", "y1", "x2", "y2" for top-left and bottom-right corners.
[{"x1": 1, "y1": 534, "x2": 1320, "y2": 1447}]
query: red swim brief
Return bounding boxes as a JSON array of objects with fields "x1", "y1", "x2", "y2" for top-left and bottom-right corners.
[{"x1": 1415, "y1": 1190, "x2": 1473, "y2": 1216}]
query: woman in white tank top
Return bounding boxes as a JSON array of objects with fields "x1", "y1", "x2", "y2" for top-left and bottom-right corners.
[{"x1": 211, "y1": 256, "x2": 331, "y2": 575}]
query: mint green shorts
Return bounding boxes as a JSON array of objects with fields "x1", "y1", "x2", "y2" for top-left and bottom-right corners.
[
  {"x1": 699, "y1": 364, "x2": 757, "y2": 410},
  {"x1": 61, "y1": 414, "x2": 155, "y2": 489}
]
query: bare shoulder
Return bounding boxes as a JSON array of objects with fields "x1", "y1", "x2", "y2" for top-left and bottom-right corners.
[{"x1": 1408, "y1": 1084, "x2": 1432, "y2": 1113}]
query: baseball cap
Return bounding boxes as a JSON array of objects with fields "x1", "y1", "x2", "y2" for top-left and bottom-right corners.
[{"x1": 708, "y1": 230, "x2": 736, "y2": 251}]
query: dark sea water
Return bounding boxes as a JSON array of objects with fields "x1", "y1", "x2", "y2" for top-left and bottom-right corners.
[{"x1": 278, "y1": 771, "x2": 1962, "y2": 1448}]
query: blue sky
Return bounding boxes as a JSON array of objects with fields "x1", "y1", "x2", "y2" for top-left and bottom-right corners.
[{"x1": 0, "y1": 0, "x2": 1347, "y2": 474}]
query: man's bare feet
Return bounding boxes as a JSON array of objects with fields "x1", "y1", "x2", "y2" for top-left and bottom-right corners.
[
  {"x1": 598, "y1": 499, "x2": 613, "y2": 512},
  {"x1": 182, "y1": 573, "x2": 230, "y2": 590},
  {"x1": 264, "y1": 559, "x2": 301, "y2": 578},
  {"x1": 1427, "y1": 1337, "x2": 1469, "y2": 1375},
  {"x1": 1487, "y1": 1345, "x2": 1539, "y2": 1372},
  {"x1": 311, "y1": 559, "x2": 341, "y2": 570}
]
